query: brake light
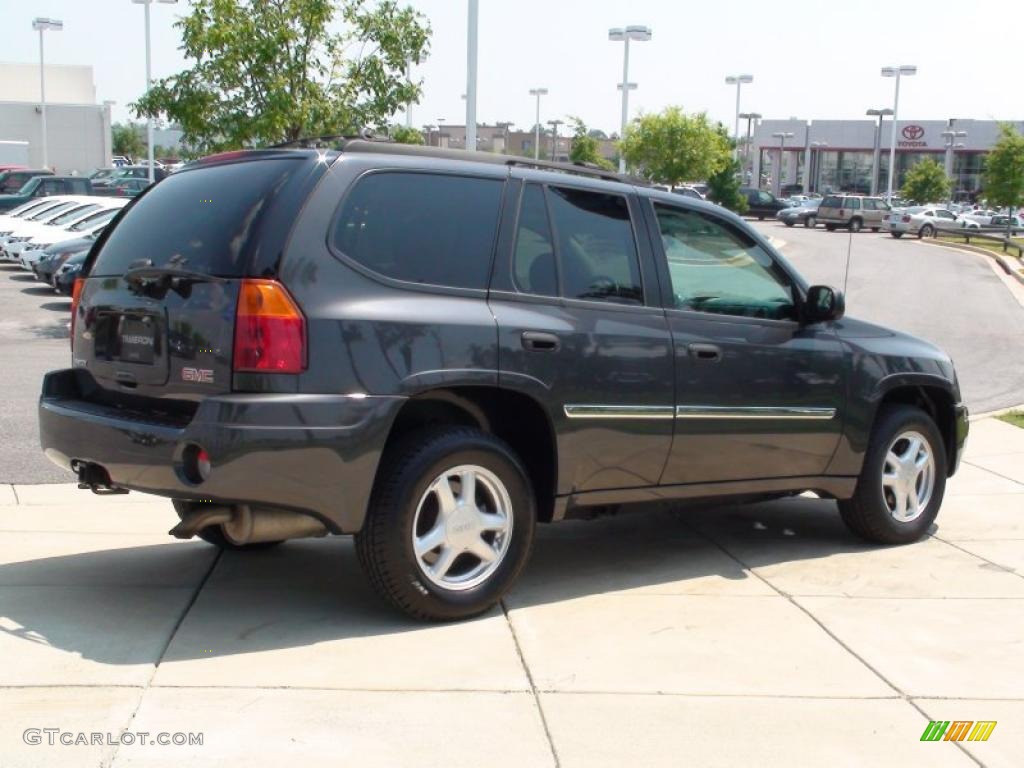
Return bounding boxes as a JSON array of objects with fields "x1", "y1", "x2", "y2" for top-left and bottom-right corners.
[
  {"x1": 70, "y1": 277, "x2": 84, "y2": 348},
  {"x1": 233, "y1": 279, "x2": 306, "y2": 373}
]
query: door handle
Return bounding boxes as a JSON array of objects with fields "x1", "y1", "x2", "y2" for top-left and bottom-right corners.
[
  {"x1": 688, "y1": 343, "x2": 722, "y2": 362},
  {"x1": 521, "y1": 331, "x2": 560, "y2": 352}
]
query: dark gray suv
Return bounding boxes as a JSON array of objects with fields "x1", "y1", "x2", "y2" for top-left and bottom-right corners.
[{"x1": 39, "y1": 142, "x2": 968, "y2": 620}]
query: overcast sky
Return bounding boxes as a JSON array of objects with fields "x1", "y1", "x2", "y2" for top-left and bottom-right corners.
[{"x1": 2, "y1": 0, "x2": 1021, "y2": 133}]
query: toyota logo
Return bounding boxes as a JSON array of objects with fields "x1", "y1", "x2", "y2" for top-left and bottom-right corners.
[{"x1": 902, "y1": 125, "x2": 925, "y2": 140}]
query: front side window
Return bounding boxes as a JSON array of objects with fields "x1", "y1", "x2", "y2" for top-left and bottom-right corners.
[
  {"x1": 512, "y1": 184, "x2": 557, "y2": 296},
  {"x1": 848, "y1": 198, "x2": 861, "y2": 210},
  {"x1": 546, "y1": 186, "x2": 642, "y2": 304},
  {"x1": 332, "y1": 172, "x2": 503, "y2": 290},
  {"x1": 654, "y1": 204, "x2": 795, "y2": 321}
]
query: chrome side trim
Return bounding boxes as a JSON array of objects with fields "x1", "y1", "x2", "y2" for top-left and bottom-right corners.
[
  {"x1": 563, "y1": 405, "x2": 675, "y2": 420},
  {"x1": 675, "y1": 405, "x2": 837, "y2": 420}
]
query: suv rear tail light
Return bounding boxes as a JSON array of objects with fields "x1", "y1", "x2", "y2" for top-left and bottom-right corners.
[
  {"x1": 233, "y1": 279, "x2": 306, "y2": 373},
  {"x1": 70, "y1": 277, "x2": 84, "y2": 347}
]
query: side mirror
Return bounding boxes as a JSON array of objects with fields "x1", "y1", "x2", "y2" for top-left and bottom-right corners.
[{"x1": 804, "y1": 285, "x2": 845, "y2": 323}]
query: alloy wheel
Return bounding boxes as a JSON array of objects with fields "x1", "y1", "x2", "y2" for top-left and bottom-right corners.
[{"x1": 881, "y1": 430, "x2": 936, "y2": 523}]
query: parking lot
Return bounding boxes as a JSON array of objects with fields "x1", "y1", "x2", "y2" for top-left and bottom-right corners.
[{"x1": 0, "y1": 224, "x2": 1022, "y2": 766}]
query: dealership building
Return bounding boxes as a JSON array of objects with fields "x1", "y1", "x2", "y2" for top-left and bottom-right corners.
[
  {"x1": 0, "y1": 62, "x2": 112, "y2": 174},
  {"x1": 748, "y1": 118, "x2": 1024, "y2": 198}
]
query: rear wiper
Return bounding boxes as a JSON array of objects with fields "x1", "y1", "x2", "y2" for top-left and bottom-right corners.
[{"x1": 124, "y1": 266, "x2": 227, "y2": 299}]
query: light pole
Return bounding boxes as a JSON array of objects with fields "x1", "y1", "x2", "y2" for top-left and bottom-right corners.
[
  {"x1": 424, "y1": 124, "x2": 436, "y2": 147},
  {"x1": 738, "y1": 111, "x2": 760, "y2": 184},
  {"x1": 772, "y1": 131, "x2": 793, "y2": 196},
  {"x1": 547, "y1": 119, "x2": 564, "y2": 161},
  {"x1": 465, "y1": 0, "x2": 478, "y2": 153},
  {"x1": 942, "y1": 127, "x2": 967, "y2": 181},
  {"x1": 725, "y1": 74, "x2": 753, "y2": 160},
  {"x1": 437, "y1": 118, "x2": 446, "y2": 148},
  {"x1": 32, "y1": 17, "x2": 63, "y2": 170},
  {"x1": 810, "y1": 141, "x2": 828, "y2": 193},
  {"x1": 866, "y1": 108, "x2": 893, "y2": 196},
  {"x1": 881, "y1": 65, "x2": 917, "y2": 203},
  {"x1": 609, "y1": 25, "x2": 651, "y2": 173},
  {"x1": 528, "y1": 88, "x2": 547, "y2": 160},
  {"x1": 133, "y1": 1, "x2": 177, "y2": 183}
]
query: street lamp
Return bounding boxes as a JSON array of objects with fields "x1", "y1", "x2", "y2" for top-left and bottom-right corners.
[
  {"x1": 866, "y1": 108, "x2": 893, "y2": 196},
  {"x1": 725, "y1": 74, "x2": 753, "y2": 160},
  {"x1": 528, "y1": 88, "x2": 548, "y2": 160},
  {"x1": 772, "y1": 131, "x2": 794, "y2": 195},
  {"x1": 437, "y1": 118, "x2": 446, "y2": 148},
  {"x1": 32, "y1": 17, "x2": 63, "y2": 170},
  {"x1": 547, "y1": 119, "x2": 564, "y2": 162},
  {"x1": 465, "y1": 0, "x2": 479, "y2": 153},
  {"x1": 881, "y1": 64, "x2": 917, "y2": 203},
  {"x1": 133, "y1": 0, "x2": 178, "y2": 183},
  {"x1": 942, "y1": 128, "x2": 967, "y2": 180},
  {"x1": 738, "y1": 111, "x2": 761, "y2": 184},
  {"x1": 609, "y1": 25, "x2": 651, "y2": 173},
  {"x1": 810, "y1": 141, "x2": 828, "y2": 193}
]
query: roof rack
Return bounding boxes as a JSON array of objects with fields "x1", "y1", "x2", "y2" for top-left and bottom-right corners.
[
  {"x1": 337, "y1": 139, "x2": 646, "y2": 186},
  {"x1": 268, "y1": 130, "x2": 376, "y2": 149}
]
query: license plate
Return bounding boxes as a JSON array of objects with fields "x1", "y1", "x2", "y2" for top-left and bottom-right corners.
[{"x1": 117, "y1": 317, "x2": 156, "y2": 365}]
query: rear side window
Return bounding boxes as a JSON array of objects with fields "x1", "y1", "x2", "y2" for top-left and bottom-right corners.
[
  {"x1": 331, "y1": 172, "x2": 503, "y2": 290},
  {"x1": 547, "y1": 186, "x2": 642, "y2": 304},
  {"x1": 821, "y1": 196, "x2": 842, "y2": 208},
  {"x1": 91, "y1": 158, "x2": 303, "y2": 277},
  {"x1": 512, "y1": 184, "x2": 557, "y2": 296}
]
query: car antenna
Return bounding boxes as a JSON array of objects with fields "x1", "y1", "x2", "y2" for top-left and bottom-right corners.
[{"x1": 842, "y1": 227, "x2": 854, "y2": 295}]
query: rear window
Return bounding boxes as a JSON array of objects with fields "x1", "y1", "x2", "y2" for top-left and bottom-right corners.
[
  {"x1": 820, "y1": 196, "x2": 843, "y2": 208},
  {"x1": 331, "y1": 171, "x2": 503, "y2": 290},
  {"x1": 91, "y1": 158, "x2": 303, "y2": 277}
]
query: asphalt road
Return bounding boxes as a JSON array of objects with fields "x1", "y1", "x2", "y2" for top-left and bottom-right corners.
[
  {"x1": 753, "y1": 220, "x2": 1024, "y2": 414},
  {"x1": 1, "y1": 227, "x2": 1022, "y2": 484}
]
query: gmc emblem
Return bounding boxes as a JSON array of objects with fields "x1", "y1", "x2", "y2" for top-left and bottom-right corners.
[{"x1": 182, "y1": 367, "x2": 214, "y2": 383}]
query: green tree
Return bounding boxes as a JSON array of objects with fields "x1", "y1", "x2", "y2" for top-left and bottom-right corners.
[
  {"x1": 112, "y1": 122, "x2": 144, "y2": 160},
  {"x1": 704, "y1": 123, "x2": 747, "y2": 213},
  {"x1": 619, "y1": 107, "x2": 731, "y2": 188},
  {"x1": 134, "y1": 0, "x2": 431, "y2": 153},
  {"x1": 568, "y1": 117, "x2": 613, "y2": 169},
  {"x1": 390, "y1": 124, "x2": 424, "y2": 144},
  {"x1": 983, "y1": 123, "x2": 1024, "y2": 237},
  {"x1": 900, "y1": 158, "x2": 951, "y2": 204}
]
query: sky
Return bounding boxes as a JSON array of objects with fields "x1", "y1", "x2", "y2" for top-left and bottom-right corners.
[{"x1": 2, "y1": 0, "x2": 1022, "y2": 134}]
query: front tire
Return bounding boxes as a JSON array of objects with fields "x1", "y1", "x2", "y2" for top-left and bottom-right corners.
[
  {"x1": 849, "y1": 218, "x2": 863, "y2": 233},
  {"x1": 919, "y1": 224, "x2": 935, "y2": 238},
  {"x1": 805, "y1": 215, "x2": 817, "y2": 228},
  {"x1": 838, "y1": 405, "x2": 947, "y2": 545},
  {"x1": 356, "y1": 427, "x2": 536, "y2": 621}
]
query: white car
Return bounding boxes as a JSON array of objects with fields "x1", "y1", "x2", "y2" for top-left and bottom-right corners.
[
  {"x1": 0, "y1": 199, "x2": 87, "y2": 258},
  {"x1": 885, "y1": 206, "x2": 962, "y2": 238},
  {"x1": 5, "y1": 198, "x2": 115, "y2": 265},
  {"x1": 15, "y1": 200, "x2": 127, "y2": 268},
  {"x1": 0, "y1": 198, "x2": 78, "y2": 252}
]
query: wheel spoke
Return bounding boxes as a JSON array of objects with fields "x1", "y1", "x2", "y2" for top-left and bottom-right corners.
[
  {"x1": 904, "y1": 437, "x2": 922, "y2": 462},
  {"x1": 477, "y1": 511, "x2": 508, "y2": 533},
  {"x1": 893, "y1": 488, "x2": 908, "y2": 520},
  {"x1": 885, "y1": 452, "x2": 901, "y2": 473},
  {"x1": 907, "y1": 485, "x2": 920, "y2": 517},
  {"x1": 430, "y1": 545, "x2": 458, "y2": 579},
  {"x1": 915, "y1": 451, "x2": 930, "y2": 470},
  {"x1": 882, "y1": 471, "x2": 899, "y2": 488},
  {"x1": 414, "y1": 524, "x2": 446, "y2": 557},
  {"x1": 433, "y1": 476, "x2": 458, "y2": 518},
  {"x1": 459, "y1": 469, "x2": 476, "y2": 507},
  {"x1": 466, "y1": 537, "x2": 497, "y2": 563}
]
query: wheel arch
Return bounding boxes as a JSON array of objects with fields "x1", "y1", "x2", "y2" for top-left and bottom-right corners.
[{"x1": 871, "y1": 378, "x2": 957, "y2": 476}]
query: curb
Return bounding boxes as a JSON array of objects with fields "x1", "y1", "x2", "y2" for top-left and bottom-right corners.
[{"x1": 922, "y1": 238, "x2": 1024, "y2": 287}]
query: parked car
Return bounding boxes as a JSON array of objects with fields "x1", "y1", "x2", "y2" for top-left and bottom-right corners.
[
  {"x1": 108, "y1": 178, "x2": 150, "y2": 198},
  {"x1": 34, "y1": 236, "x2": 97, "y2": 286},
  {"x1": 885, "y1": 206, "x2": 962, "y2": 238},
  {"x1": 39, "y1": 142, "x2": 968, "y2": 620},
  {"x1": 817, "y1": 195, "x2": 891, "y2": 232},
  {"x1": 53, "y1": 250, "x2": 88, "y2": 295},
  {"x1": 776, "y1": 199, "x2": 822, "y2": 228},
  {"x1": 16, "y1": 201, "x2": 127, "y2": 268},
  {"x1": 673, "y1": 186, "x2": 705, "y2": 200},
  {"x1": 738, "y1": 187, "x2": 788, "y2": 219},
  {"x1": 90, "y1": 165, "x2": 168, "y2": 188},
  {"x1": 989, "y1": 214, "x2": 1024, "y2": 234},
  {"x1": 0, "y1": 176, "x2": 94, "y2": 213},
  {"x1": 0, "y1": 168, "x2": 54, "y2": 196},
  {"x1": 0, "y1": 199, "x2": 83, "y2": 257}
]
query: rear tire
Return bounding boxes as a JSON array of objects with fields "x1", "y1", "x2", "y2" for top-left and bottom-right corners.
[
  {"x1": 838, "y1": 405, "x2": 947, "y2": 545},
  {"x1": 172, "y1": 500, "x2": 284, "y2": 550},
  {"x1": 849, "y1": 218, "x2": 863, "y2": 233},
  {"x1": 355, "y1": 427, "x2": 536, "y2": 621},
  {"x1": 919, "y1": 224, "x2": 935, "y2": 238}
]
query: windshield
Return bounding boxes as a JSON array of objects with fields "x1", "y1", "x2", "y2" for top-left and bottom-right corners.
[
  {"x1": 7, "y1": 200, "x2": 50, "y2": 217},
  {"x1": 46, "y1": 204, "x2": 101, "y2": 226},
  {"x1": 28, "y1": 202, "x2": 74, "y2": 221},
  {"x1": 15, "y1": 177, "x2": 42, "y2": 195},
  {"x1": 69, "y1": 208, "x2": 118, "y2": 232}
]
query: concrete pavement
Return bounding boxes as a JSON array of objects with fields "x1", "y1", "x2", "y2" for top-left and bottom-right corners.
[{"x1": 1, "y1": 417, "x2": 1022, "y2": 767}]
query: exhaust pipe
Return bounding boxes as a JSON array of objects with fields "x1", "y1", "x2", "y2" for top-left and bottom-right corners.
[{"x1": 170, "y1": 504, "x2": 327, "y2": 544}]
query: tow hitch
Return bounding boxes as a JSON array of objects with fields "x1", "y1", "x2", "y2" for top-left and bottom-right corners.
[{"x1": 73, "y1": 461, "x2": 129, "y2": 495}]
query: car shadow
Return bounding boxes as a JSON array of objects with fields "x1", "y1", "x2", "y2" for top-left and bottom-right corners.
[
  {"x1": 0, "y1": 496, "x2": 904, "y2": 668},
  {"x1": 8, "y1": 273, "x2": 35, "y2": 282},
  {"x1": 38, "y1": 300, "x2": 70, "y2": 312},
  {"x1": 20, "y1": 285, "x2": 55, "y2": 297}
]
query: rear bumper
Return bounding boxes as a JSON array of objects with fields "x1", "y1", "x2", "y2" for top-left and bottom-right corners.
[{"x1": 39, "y1": 369, "x2": 405, "y2": 533}]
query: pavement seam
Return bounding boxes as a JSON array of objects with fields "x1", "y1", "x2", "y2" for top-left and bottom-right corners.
[
  {"x1": 8, "y1": 484, "x2": 19, "y2": 504},
  {"x1": 930, "y1": 534, "x2": 1024, "y2": 582},
  {"x1": 961, "y1": 458, "x2": 1024, "y2": 489},
  {"x1": 680, "y1": 518, "x2": 986, "y2": 767},
  {"x1": 103, "y1": 547, "x2": 223, "y2": 768},
  {"x1": 500, "y1": 599, "x2": 561, "y2": 768}
]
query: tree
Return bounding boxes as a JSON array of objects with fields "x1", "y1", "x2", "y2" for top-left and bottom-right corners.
[
  {"x1": 901, "y1": 158, "x2": 951, "y2": 204},
  {"x1": 134, "y1": 0, "x2": 431, "y2": 153},
  {"x1": 619, "y1": 107, "x2": 731, "y2": 188},
  {"x1": 390, "y1": 125, "x2": 424, "y2": 144},
  {"x1": 983, "y1": 123, "x2": 1024, "y2": 238},
  {"x1": 112, "y1": 122, "x2": 144, "y2": 160},
  {"x1": 568, "y1": 117, "x2": 613, "y2": 170},
  {"x1": 704, "y1": 123, "x2": 747, "y2": 213}
]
